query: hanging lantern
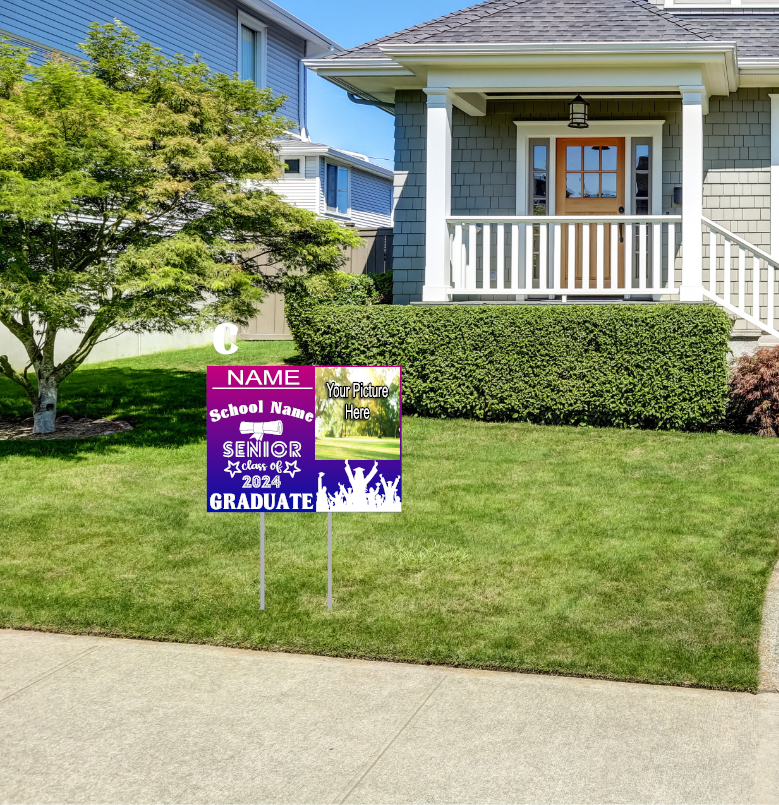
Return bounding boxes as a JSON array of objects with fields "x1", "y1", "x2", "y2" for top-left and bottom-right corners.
[{"x1": 568, "y1": 95, "x2": 589, "y2": 129}]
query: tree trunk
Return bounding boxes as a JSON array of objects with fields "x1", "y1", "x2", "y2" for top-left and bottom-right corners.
[{"x1": 33, "y1": 376, "x2": 58, "y2": 434}]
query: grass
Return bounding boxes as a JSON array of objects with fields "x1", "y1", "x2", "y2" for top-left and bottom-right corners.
[
  {"x1": 1, "y1": 341, "x2": 778, "y2": 691},
  {"x1": 315, "y1": 436, "x2": 402, "y2": 461}
]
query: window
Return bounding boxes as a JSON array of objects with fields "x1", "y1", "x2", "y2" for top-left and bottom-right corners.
[
  {"x1": 528, "y1": 139, "x2": 549, "y2": 288},
  {"x1": 631, "y1": 139, "x2": 652, "y2": 284},
  {"x1": 284, "y1": 158, "x2": 301, "y2": 174},
  {"x1": 529, "y1": 139, "x2": 548, "y2": 215},
  {"x1": 326, "y1": 163, "x2": 349, "y2": 214},
  {"x1": 238, "y1": 13, "x2": 266, "y2": 87},
  {"x1": 632, "y1": 140, "x2": 651, "y2": 215}
]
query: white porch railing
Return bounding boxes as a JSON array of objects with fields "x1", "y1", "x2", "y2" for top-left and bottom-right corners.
[
  {"x1": 701, "y1": 217, "x2": 779, "y2": 339},
  {"x1": 447, "y1": 215, "x2": 682, "y2": 297}
]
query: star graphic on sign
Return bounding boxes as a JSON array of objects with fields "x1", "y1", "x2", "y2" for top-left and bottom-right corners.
[
  {"x1": 224, "y1": 460, "x2": 241, "y2": 478},
  {"x1": 284, "y1": 460, "x2": 301, "y2": 479}
]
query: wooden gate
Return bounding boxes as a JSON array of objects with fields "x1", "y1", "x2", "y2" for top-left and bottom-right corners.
[{"x1": 239, "y1": 228, "x2": 393, "y2": 341}]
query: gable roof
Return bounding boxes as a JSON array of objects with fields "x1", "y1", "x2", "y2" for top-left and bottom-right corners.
[{"x1": 324, "y1": 0, "x2": 717, "y2": 61}]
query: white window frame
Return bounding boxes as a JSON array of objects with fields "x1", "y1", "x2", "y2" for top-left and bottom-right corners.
[
  {"x1": 237, "y1": 11, "x2": 267, "y2": 89},
  {"x1": 283, "y1": 156, "x2": 302, "y2": 175},
  {"x1": 514, "y1": 120, "x2": 663, "y2": 215},
  {"x1": 324, "y1": 160, "x2": 351, "y2": 217}
]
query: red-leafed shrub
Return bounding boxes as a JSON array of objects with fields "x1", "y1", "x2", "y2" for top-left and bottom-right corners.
[{"x1": 729, "y1": 347, "x2": 779, "y2": 436}]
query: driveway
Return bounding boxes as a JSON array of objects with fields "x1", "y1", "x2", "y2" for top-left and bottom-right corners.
[{"x1": 1, "y1": 629, "x2": 778, "y2": 804}]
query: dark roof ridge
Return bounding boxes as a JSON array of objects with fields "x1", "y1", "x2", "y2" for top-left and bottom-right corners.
[
  {"x1": 407, "y1": 0, "x2": 717, "y2": 47},
  {"x1": 626, "y1": 0, "x2": 718, "y2": 41},
  {"x1": 323, "y1": 0, "x2": 725, "y2": 61}
]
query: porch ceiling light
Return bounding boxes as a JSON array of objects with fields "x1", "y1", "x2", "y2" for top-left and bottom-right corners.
[{"x1": 568, "y1": 94, "x2": 589, "y2": 129}]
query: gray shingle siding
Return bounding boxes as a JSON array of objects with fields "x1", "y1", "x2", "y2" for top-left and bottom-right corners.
[
  {"x1": 393, "y1": 90, "x2": 427, "y2": 305},
  {"x1": 703, "y1": 88, "x2": 774, "y2": 254}
]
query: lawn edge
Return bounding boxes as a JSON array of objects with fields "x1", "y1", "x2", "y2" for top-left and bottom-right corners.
[{"x1": 2, "y1": 624, "x2": 759, "y2": 694}]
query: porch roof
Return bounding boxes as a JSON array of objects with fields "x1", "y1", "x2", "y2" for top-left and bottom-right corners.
[{"x1": 322, "y1": 0, "x2": 716, "y2": 62}]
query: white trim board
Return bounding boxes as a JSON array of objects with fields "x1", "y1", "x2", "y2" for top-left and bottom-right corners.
[
  {"x1": 770, "y1": 94, "x2": 779, "y2": 258},
  {"x1": 514, "y1": 120, "x2": 664, "y2": 216}
]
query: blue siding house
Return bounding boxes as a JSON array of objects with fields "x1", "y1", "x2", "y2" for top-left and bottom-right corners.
[
  {"x1": 0, "y1": 0, "x2": 339, "y2": 136},
  {"x1": 0, "y1": 0, "x2": 395, "y2": 355}
]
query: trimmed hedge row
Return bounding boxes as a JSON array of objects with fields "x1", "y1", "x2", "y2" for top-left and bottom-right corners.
[{"x1": 288, "y1": 303, "x2": 732, "y2": 430}]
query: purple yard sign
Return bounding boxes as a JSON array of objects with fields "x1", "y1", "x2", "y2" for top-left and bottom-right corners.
[{"x1": 207, "y1": 365, "x2": 402, "y2": 514}]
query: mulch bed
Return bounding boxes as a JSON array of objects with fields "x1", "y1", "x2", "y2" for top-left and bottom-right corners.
[{"x1": 0, "y1": 415, "x2": 134, "y2": 441}]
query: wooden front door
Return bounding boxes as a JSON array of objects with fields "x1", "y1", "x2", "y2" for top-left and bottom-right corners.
[{"x1": 556, "y1": 138, "x2": 625, "y2": 289}]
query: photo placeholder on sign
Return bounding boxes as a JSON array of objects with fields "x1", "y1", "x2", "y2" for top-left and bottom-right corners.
[{"x1": 314, "y1": 366, "x2": 402, "y2": 513}]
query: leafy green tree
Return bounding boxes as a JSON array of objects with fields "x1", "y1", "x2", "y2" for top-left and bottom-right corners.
[{"x1": 0, "y1": 24, "x2": 361, "y2": 432}]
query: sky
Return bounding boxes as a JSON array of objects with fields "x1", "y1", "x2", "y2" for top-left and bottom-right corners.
[{"x1": 280, "y1": 0, "x2": 460, "y2": 164}]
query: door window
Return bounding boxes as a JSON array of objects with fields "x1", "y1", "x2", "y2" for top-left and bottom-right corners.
[
  {"x1": 555, "y1": 138, "x2": 625, "y2": 215},
  {"x1": 565, "y1": 145, "x2": 618, "y2": 199}
]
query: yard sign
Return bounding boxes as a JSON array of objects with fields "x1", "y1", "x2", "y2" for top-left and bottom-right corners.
[
  {"x1": 206, "y1": 365, "x2": 402, "y2": 609},
  {"x1": 206, "y1": 365, "x2": 402, "y2": 513}
]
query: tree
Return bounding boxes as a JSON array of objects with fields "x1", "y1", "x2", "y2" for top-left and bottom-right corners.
[{"x1": 0, "y1": 24, "x2": 361, "y2": 432}]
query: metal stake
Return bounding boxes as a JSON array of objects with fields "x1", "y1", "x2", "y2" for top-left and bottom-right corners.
[
  {"x1": 260, "y1": 512, "x2": 265, "y2": 611},
  {"x1": 328, "y1": 512, "x2": 332, "y2": 611}
]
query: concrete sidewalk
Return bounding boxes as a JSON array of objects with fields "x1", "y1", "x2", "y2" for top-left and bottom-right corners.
[{"x1": 1, "y1": 630, "x2": 778, "y2": 804}]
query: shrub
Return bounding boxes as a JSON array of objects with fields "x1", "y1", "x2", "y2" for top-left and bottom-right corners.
[
  {"x1": 284, "y1": 270, "x2": 392, "y2": 333},
  {"x1": 373, "y1": 271, "x2": 393, "y2": 304},
  {"x1": 288, "y1": 303, "x2": 732, "y2": 430},
  {"x1": 728, "y1": 346, "x2": 779, "y2": 436},
  {"x1": 299, "y1": 270, "x2": 380, "y2": 306}
]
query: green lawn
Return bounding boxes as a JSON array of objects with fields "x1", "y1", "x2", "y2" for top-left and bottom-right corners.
[
  {"x1": 315, "y1": 436, "x2": 401, "y2": 461},
  {"x1": 1, "y1": 341, "x2": 778, "y2": 691}
]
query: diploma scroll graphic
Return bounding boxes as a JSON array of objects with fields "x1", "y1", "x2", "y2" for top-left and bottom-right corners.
[{"x1": 239, "y1": 420, "x2": 284, "y2": 441}]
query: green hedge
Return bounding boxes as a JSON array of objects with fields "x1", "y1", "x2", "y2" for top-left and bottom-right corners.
[{"x1": 288, "y1": 303, "x2": 732, "y2": 430}]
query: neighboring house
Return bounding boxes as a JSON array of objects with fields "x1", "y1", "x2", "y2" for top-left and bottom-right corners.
[
  {"x1": 0, "y1": 0, "x2": 342, "y2": 364},
  {"x1": 270, "y1": 141, "x2": 393, "y2": 229},
  {"x1": 0, "y1": 0, "x2": 340, "y2": 137},
  {"x1": 306, "y1": 0, "x2": 779, "y2": 351},
  {"x1": 239, "y1": 140, "x2": 395, "y2": 341}
]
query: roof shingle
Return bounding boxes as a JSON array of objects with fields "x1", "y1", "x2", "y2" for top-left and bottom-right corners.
[
  {"x1": 689, "y1": 14, "x2": 779, "y2": 59},
  {"x1": 324, "y1": 0, "x2": 717, "y2": 61}
]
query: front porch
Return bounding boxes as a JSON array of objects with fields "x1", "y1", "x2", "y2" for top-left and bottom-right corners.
[
  {"x1": 439, "y1": 213, "x2": 778, "y2": 337},
  {"x1": 415, "y1": 87, "x2": 779, "y2": 340}
]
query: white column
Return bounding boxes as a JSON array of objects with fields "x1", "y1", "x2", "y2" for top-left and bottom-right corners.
[
  {"x1": 679, "y1": 86, "x2": 707, "y2": 301},
  {"x1": 422, "y1": 88, "x2": 453, "y2": 302},
  {"x1": 770, "y1": 94, "x2": 779, "y2": 258}
]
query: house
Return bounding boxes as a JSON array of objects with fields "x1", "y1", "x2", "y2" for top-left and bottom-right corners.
[
  {"x1": 0, "y1": 0, "x2": 378, "y2": 361},
  {"x1": 305, "y1": 0, "x2": 779, "y2": 351},
  {"x1": 271, "y1": 141, "x2": 393, "y2": 229},
  {"x1": 238, "y1": 140, "x2": 395, "y2": 340},
  {"x1": 0, "y1": 0, "x2": 339, "y2": 138}
]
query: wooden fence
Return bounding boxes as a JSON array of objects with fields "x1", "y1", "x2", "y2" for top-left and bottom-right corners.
[{"x1": 239, "y1": 228, "x2": 393, "y2": 341}]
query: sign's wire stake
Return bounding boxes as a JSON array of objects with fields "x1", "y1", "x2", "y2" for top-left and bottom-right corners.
[
  {"x1": 328, "y1": 512, "x2": 333, "y2": 611},
  {"x1": 260, "y1": 512, "x2": 265, "y2": 611}
]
